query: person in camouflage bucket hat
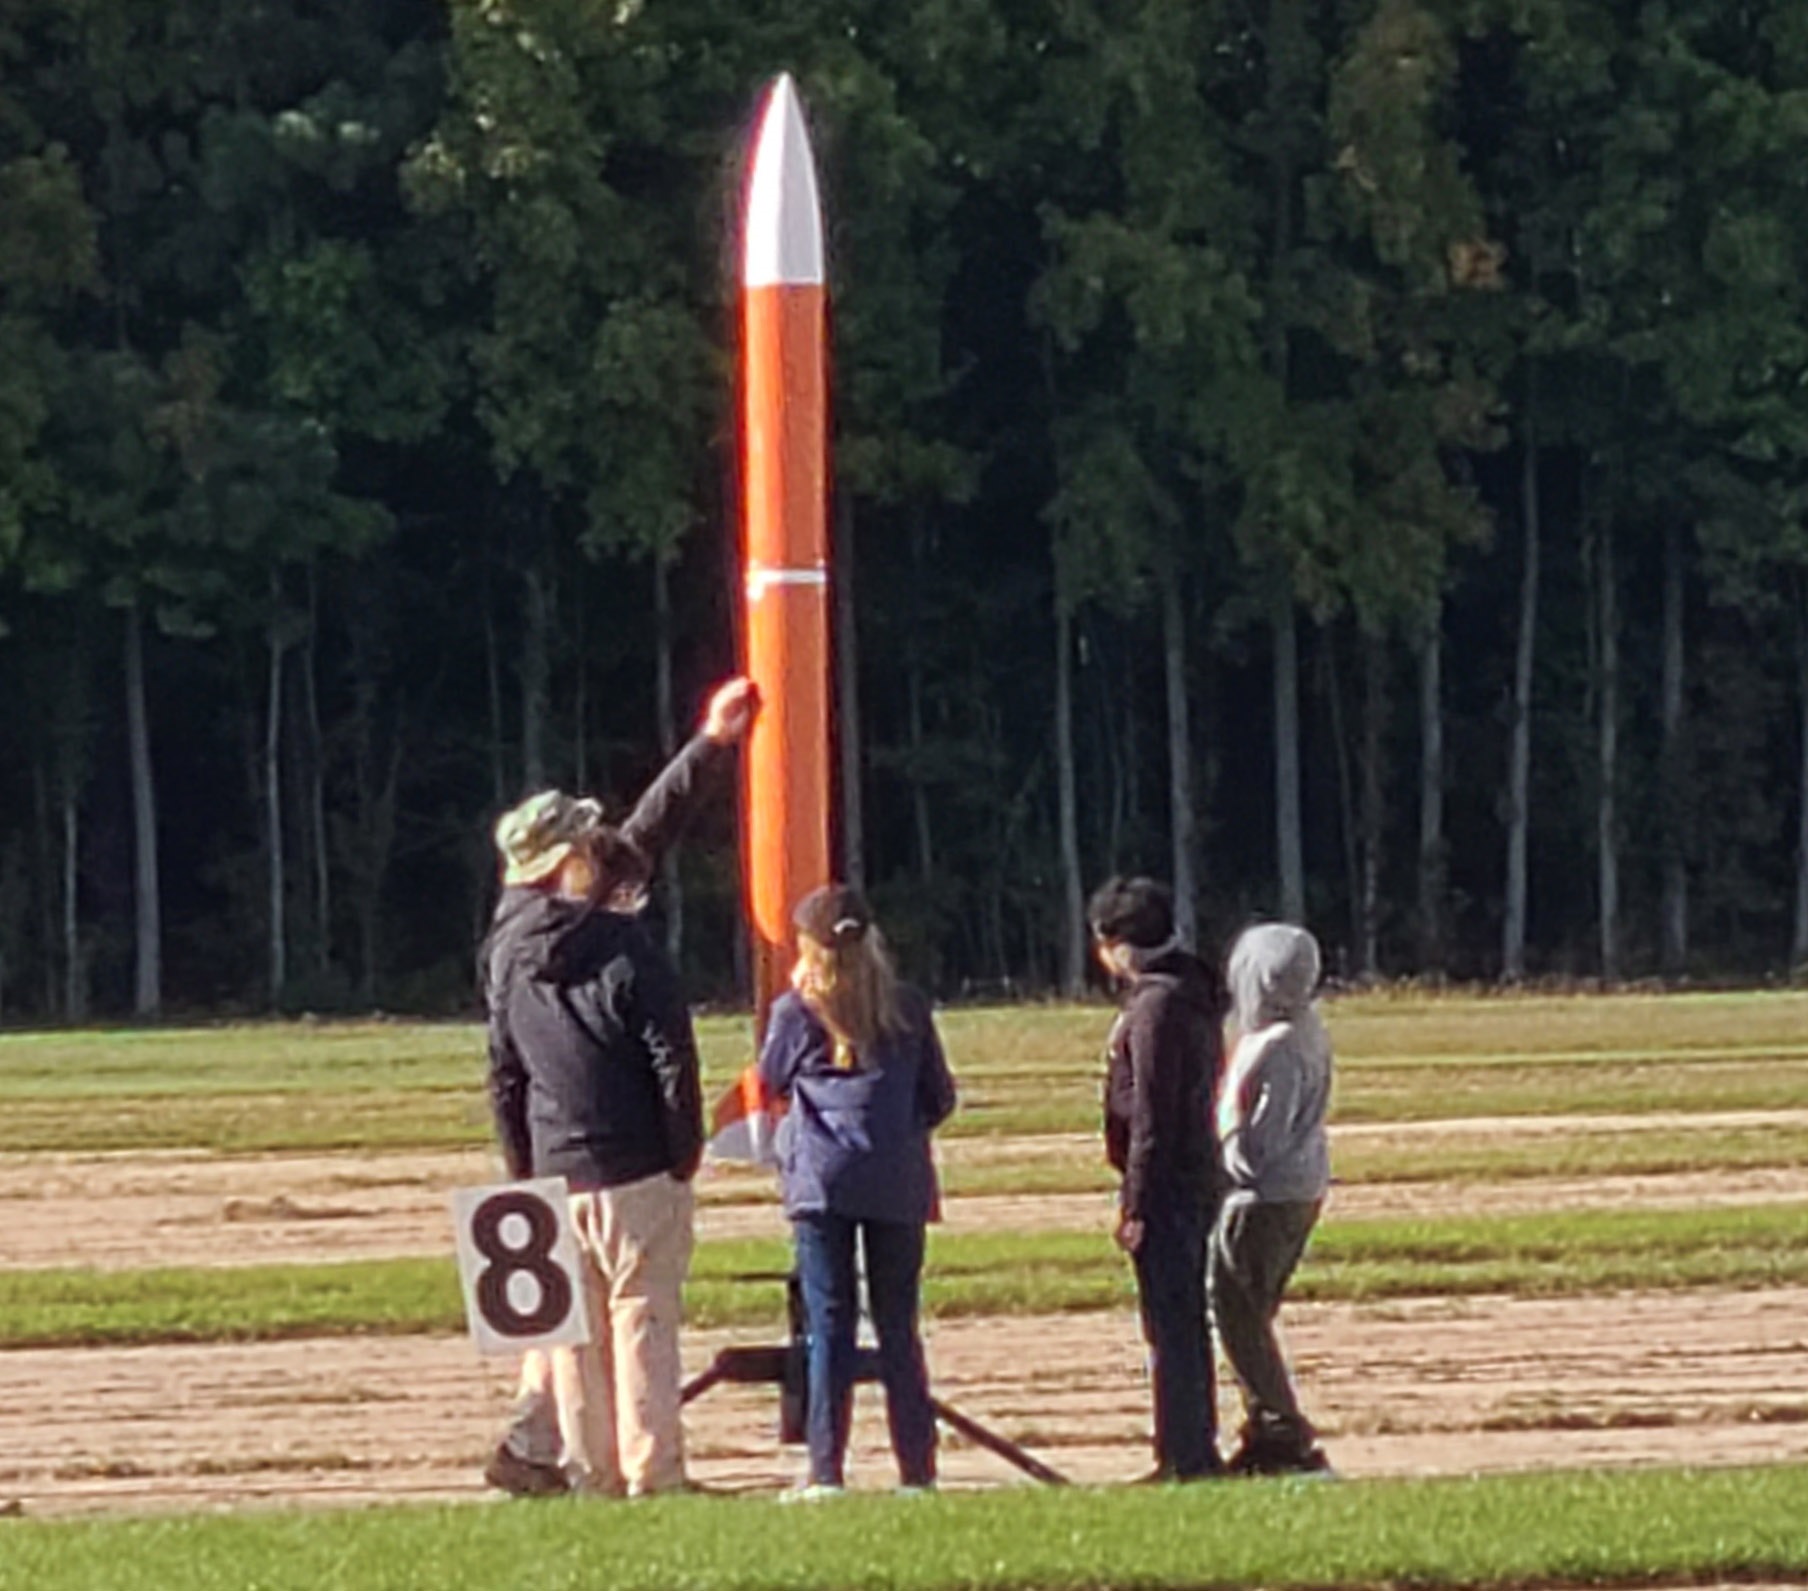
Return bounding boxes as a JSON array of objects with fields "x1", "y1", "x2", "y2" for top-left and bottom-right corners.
[
  {"x1": 480, "y1": 678, "x2": 757, "y2": 1499},
  {"x1": 493, "y1": 790, "x2": 608, "y2": 888}
]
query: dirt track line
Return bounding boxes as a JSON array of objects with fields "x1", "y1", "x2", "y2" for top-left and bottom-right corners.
[
  {"x1": 2, "y1": 1287, "x2": 1804, "y2": 1518},
  {"x1": 7, "y1": 1132, "x2": 1808, "y2": 1269}
]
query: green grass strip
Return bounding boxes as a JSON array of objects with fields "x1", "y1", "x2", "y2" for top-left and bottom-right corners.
[
  {"x1": 2, "y1": 1466, "x2": 1807, "y2": 1590},
  {"x1": 9, "y1": 998, "x2": 1808, "y2": 1152},
  {"x1": 938, "y1": 1121, "x2": 1808, "y2": 1198},
  {"x1": 8, "y1": 1055, "x2": 1808, "y2": 1154},
  {"x1": 6, "y1": 1204, "x2": 1807, "y2": 1350}
]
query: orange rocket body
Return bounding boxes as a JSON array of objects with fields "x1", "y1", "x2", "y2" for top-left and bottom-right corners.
[{"x1": 741, "y1": 75, "x2": 832, "y2": 1037}]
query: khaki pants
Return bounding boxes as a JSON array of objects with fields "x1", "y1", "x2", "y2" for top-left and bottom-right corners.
[{"x1": 552, "y1": 1173, "x2": 694, "y2": 1496}]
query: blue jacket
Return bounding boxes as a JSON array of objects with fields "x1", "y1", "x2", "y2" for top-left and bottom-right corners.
[{"x1": 757, "y1": 986, "x2": 956, "y2": 1225}]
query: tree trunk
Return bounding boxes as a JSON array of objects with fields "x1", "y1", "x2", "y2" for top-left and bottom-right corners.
[
  {"x1": 573, "y1": 559, "x2": 589, "y2": 793},
  {"x1": 265, "y1": 615, "x2": 287, "y2": 1007},
  {"x1": 1103, "y1": 617, "x2": 1129, "y2": 867},
  {"x1": 1056, "y1": 602, "x2": 1086, "y2": 995},
  {"x1": 835, "y1": 490, "x2": 864, "y2": 890},
  {"x1": 1198, "y1": 644, "x2": 1222, "y2": 927},
  {"x1": 907, "y1": 652, "x2": 935, "y2": 882},
  {"x1": 1503, "y1": 410, "x2": 1540, "y2": 983},
  {"x1": 1416, "y1": 610, "x2": 1445, "y2": 975},
  {"x1": 1660, "y1": 518, "x2": 1688, "y2": 974},
  {"x1": 1162, "y1": 567, "x2": 1197, "y2": 950},
  {"x1": 62, "y1": 770, "x2": 82, "y2": 1021},
  {"x1": 345, "y1": 596, "x2": 401, "y2": 1011},
  {"x1": 654, "y1": 557, "x2": 683, "y2": 968},
  {"x1": 32, "y1": 741, "x2": 56, "y2": 1016},
  {"x1": 1358, "y1": 630, "x2": 1386, "y2": 981},
  {"x1": 482, "y1": 561, "x2": 507, "y2": 805},
  {"x1": 520, "y1": 560, "x2": 551, "y2": 791},
  {"x1": 125, "y1": 604, "x2": 161, "y2": 1016},
  {"x1": 1793, "y1": 578, "x2": 1808, "y2": 967},
  {"x1": 1323, "y1": 630, "x2": 1359, "y2": 956},
  {"x1": 1596, "y1": 512, "x2": 1620, "y2": 981},
  {"x1": 303, "y1": 562, "x2": 331, "y2": 975},
  {"x1": 907, "y1": 515, "x2": 935, "y2": 883},
  {"x1": 1275, "y1": 597, "x2": 1305, "y2": 922},
  {"x1": 355, "y1": 739, "x2": 402, "y2": 1011}
]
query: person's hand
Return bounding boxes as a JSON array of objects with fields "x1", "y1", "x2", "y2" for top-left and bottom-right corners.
[
  {"x1": 703, "y1": 677, "x2": 760, "y2": 744},
  {"x1": 1114, "y1": 1213, "x2": 1145, "y2": 1255}
]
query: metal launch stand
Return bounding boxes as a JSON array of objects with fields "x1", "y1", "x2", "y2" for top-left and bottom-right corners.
[{"x1": 680, "y1": 1274, "x2": 1068, "y2": 1486}]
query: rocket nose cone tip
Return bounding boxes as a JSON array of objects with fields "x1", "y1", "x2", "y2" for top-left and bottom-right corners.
[{"x1": 745, "y1": 73, "x2": 823, "y2": 289}]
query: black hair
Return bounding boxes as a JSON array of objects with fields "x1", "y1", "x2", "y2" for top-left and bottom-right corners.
[{"x1": 1086, "y1": 875, "x2": 1175, "y2": 950}]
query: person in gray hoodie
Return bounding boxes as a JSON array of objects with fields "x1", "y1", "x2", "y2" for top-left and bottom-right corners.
[{"x1": 1210, "y1": 921, "x2": 1333, "y2": 1476}]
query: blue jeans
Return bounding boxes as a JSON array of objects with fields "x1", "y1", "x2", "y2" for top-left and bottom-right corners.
[
  {"x1": 1132, "y1": 1196, "x2": 1218, "y2": 1477},
  {"x1": 791, "y1": 1213, "x2": 937, "y2": 1487}
]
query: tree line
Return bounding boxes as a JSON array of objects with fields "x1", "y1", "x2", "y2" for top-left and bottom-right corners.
[{"x1": 3, "y1": 0, "x2": 1808, "y2": 1020}]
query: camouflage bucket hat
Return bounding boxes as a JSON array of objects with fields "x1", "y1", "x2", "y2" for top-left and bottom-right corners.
[{"x1": 494, "y1": 790, "x2": 605, "y2": 887}]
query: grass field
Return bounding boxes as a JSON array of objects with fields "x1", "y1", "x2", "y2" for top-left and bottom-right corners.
[
  {"x1": 3, "y1": 989, "x2": 1807, "y2": 1586},
  {"x1": 0, "y1": 1467, "x2": 1805, "y2": 1591},
  {"x1": 5, "y1": 988, "x2": 1808, "y2": 1156},
  {"x1": 4, "y1": 1203, "x2": 1808, "y2": 1348}
]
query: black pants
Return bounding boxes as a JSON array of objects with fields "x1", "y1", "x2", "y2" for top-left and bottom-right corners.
[{"x1": 1131, "y1": 1196, "x2": 1218, "y2": 1477}]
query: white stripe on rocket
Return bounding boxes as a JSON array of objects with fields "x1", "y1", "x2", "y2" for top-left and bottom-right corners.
[
  {"x1": 743, "y1": 73, "x2": 824, "y2": 288},
  {"x1": 746, "y1": 563, "x2": 828, "y2": 599}
]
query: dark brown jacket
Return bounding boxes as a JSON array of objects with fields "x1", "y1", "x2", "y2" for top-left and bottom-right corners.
[{"x1": 1103, "y1": 947, "x2": 1229, "y2": 1219}]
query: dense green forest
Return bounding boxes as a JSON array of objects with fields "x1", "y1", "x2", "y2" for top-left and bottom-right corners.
[{"x1": 3, "y1": 0, "x2": 1808, "y2": 1019}]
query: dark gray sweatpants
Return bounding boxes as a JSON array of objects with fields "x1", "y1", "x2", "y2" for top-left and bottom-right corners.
[{"x1": 1207, "y1": 1194, "x2": 1322, "y2": 1453}]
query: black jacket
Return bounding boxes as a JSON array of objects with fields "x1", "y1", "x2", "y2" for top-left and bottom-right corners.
[
  {"x1": 485, "y1": 890, "x2": 703, "y2": 1189},
  {"x1": 1102, "y1": 947, "x2": 1229, "y2": 1220},
  {"x1": 482, "y1": 732, "x2": 727, "y2": 1188}
]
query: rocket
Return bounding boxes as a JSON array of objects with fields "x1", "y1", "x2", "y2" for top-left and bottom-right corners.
[{"x1": 741, "y1": 73, "x2": 832, "y2": 1039}]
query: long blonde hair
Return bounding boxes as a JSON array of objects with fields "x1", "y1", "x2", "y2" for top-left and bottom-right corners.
[{"x1": 794, "y1": 926, "x2": 904, "y2": 1057}]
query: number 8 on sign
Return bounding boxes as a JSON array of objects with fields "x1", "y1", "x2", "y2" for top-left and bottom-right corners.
[{"x1": 450, "y1": 1178, "x2": 595, "y2": 1354}]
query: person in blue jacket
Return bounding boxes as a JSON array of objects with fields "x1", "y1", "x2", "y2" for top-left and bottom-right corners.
[{"x1": 757, "y1": 884, "x2": 958, "y2": 1498}]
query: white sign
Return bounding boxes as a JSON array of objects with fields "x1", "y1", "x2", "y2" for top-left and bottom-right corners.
[{"x1": 450, "y1": 1178, "x2": 594, "y2": 1355}]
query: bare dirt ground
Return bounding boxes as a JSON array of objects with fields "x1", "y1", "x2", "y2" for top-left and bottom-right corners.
[
  {"x1": 7, "y1": 1109, "x2": 1808, "y2": 1270},
  {"x1": 1, "y1": 1115, "x2": 1806, "y2": 1520},
  {"x1": 0, "y1": 1289, "x2": 1804, "y2": 1518}
]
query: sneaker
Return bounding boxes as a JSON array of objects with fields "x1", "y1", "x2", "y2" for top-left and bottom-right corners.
[
  {"x1": 779, "y1": 1482, "x2": 846, "y2": 1504},
  {"x1": 1227, "y1": 1441, "x2": 1333, "y2": 1479},
  {"x1": 483, "y1": 1444, "x2": 570, "y2": 1498}
]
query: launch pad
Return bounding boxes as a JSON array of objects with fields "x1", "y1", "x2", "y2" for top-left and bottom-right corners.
[{"x1": 681, "y1": 1274, "x2": 1069, "y2": 1487}]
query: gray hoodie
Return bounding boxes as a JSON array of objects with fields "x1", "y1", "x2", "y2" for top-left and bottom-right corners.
[{"x1": 1216, "y1": 924, "x2": 1332, "y2": 1204}]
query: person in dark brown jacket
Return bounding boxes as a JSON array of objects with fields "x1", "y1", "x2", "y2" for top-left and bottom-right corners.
[{"x1": 1090, "y1": 876, "x2": 1230, "y2": 1482}]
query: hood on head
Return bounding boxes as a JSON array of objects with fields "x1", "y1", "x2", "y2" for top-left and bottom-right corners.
[{"x1": 1227, "y1": 923, "x2": 1321, "y2": 1030}]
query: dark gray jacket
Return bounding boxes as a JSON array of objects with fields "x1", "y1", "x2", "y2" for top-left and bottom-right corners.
[
  {"x1": 482, "y1": 733, "x2": 728, "y2": 1188},
  {"x1": 485, "y1": 894, "x2": 702, "y2": 1189}
]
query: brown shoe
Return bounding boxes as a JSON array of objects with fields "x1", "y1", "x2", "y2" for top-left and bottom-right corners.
[{"x1": 484, "y1": 1444, "x2": 569, "y2": 1498}]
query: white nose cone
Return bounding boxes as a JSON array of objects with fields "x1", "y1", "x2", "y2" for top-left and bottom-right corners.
[{"x1": 743, "y1": 73, "x2": 824, "y2": 288}]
